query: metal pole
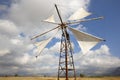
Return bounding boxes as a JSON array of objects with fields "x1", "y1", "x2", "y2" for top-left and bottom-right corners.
[
  {"x1": 55, "y1": 4, "x2": 64, "y2": 24},
  {"x1": 55, "y1": 4, "x2": 69, "y2": 80},
  {"x1": 63, "y1": 28, "x2": 68, "y2": 80}
]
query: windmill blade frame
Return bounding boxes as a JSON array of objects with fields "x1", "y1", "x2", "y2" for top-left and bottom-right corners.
[
  {"x1": 31, "y1": 26, "x2": 60, "y2": 40},
  {"x1": 34, "y1": 28, "x2": 59, "y2": 57},
  {"x1": 66, "y1": 16, "x2": 104, "y2": 25}
]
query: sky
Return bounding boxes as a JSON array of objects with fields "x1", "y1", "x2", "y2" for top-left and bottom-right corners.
[{"x1": 0, "y1": 0, "x2": 120, "y2": 76}]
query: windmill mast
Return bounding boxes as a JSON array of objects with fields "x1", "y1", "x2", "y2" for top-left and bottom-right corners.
[{"x1": 55, "y1": 4, "x2": 76, "y2": 80}]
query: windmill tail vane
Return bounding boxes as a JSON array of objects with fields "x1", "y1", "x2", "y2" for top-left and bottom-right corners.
[{"x1": 31, "y1": 4, "x2": 105, "y2": 80}]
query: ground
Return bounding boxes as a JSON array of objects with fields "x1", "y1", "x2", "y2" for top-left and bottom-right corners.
[{"x1": 0, "y1": 77, "x2": 120, "y2": 80}]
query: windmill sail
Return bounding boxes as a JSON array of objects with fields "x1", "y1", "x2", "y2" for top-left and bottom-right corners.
[
  {"x1": 44, "y1": 14, "x2": 55, "y2": 23},
  {"x1": 34, "y1": 29, "x2": 59, "y2": 54},
  {"x1": 69, "y1": 27, "x2": 103, "y2": 54},
  {"x1": 68, "y1": 8, "x2": 91, "y2": 20},
  {"x1": 34, "y1": 38, "x2": 52, "y2": 54}
]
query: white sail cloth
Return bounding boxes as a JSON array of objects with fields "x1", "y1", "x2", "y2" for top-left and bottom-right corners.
[
  {"x1": 34, "y1": 29, "x2": 59, "y2": 54},
  {"x1": 68, "y1": 8, "x2": 91, "y2": 20},
  {"x1": 69, "y1": 27, "x2": 103, "y2": 54},
  {"x1": 44, "y1": 15, "x2": 55, "y2": 23}
]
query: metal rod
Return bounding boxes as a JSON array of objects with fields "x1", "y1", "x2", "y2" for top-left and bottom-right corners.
[
  {"x1": 31, "y1": 26, "x2": 60, "y2": 40},
  {"x1": 55, "y1": 4, "x2": 64, "y2": 24},
  {"x1": 63, "y1": 27, "x2": 68, "y2": 80},
  {"x1": 66, "y1": 16, "x2": 104, "y2": 25},
  {"x1": 69, "y1": 41, "x2": 76, "y2": 80},
  {"x1": 41, "y1": 20, "x2": 59, "y2": 25},
  {"x1": 55, "y1": 4, "x2": 69, "y2": 79}
]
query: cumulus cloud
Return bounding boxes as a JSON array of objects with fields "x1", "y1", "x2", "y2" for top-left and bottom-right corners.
[
  {"x1": 0, "y1": 20, "x2": 34, "y2": 75},
  {"x1": 0, "y1": 20, "x2": 19, "y2": 37},
  {"x1": 0, "y1": 20, "x2": 20, "y2": 53},
  {"x1": 74, "y1": 45, "x2": 120, "y2": 75},
  {"x1": 77, "y1": 45, "x2": 120, "y2": 67},
  {"x1": 0, "y1": 49, "x2": 10, "y2": 56},
  {"x1": 7, "y1": 0, "x2": 90, "y2": 35},
  {"x1": 8, "y1": 0, "x2": 57, "y2": 34}
]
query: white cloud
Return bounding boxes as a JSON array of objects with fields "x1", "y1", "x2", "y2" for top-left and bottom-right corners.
[
  {"x1": 15, "y1": 53, "x2": 30, "y2": 65},
  {"x1": 7, "y1": 0, "x2": 90, "y2": 36},
  {"x1": 93, "y1": 45, "x2": 110, "y2": 55},
  {"x1": 74, "y1": 24, "x2": 87, "y2": 31},
  {"x1": 74, "y1": 45, "x2": 120, "y2": 70},
  {"x1": 0, "y1": 49, "x2": 10, "y2": 56},
  {"x1": 0, "y1": 20, "x2": 19, "y2": 37},
  {"x1": 10, "y1": 38, "x2": 23, "y2": 45},
  {"x1": 8, "y1": 0, "x2": 57, "y2": 33}
]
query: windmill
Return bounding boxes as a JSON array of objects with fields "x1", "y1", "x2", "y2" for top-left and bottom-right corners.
[{"x1": 31, "y1": 4, "x2": 105, "y2": 80}]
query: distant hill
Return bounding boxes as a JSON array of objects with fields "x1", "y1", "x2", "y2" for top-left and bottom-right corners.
[
  {"x1": 75, "y1": 67, "x2": 120, "y2": 77},
  {"x1": 108, "y1": 67, "x2": 120, "y2": 76}
]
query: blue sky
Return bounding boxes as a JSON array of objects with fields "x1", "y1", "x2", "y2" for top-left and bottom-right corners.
[
  {"x1": 88, "y1": 0, "x2": 120, "y2": 57},
  {"x1": 0, "y1": 0, "x2": 120, "y2": 76}
]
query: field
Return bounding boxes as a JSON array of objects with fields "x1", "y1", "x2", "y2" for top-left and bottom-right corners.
[{"x1": 0, "y1": 77, "x2": 120, "y2": 80}]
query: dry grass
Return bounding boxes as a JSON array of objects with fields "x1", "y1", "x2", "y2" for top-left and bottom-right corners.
[{"x1": 0, "y1": 77, "x2": 120, "y2": 80}]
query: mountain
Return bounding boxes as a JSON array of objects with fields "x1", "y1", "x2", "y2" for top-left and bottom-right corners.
[
  {"x1": 108, "y1": 67, "x2": 120, "y2": 76},
  {"x1": 75, "y1": 67, "x2": 120, "y2": 77}
]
